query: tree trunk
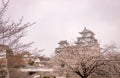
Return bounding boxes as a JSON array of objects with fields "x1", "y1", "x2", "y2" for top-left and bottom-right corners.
[
  {"x1": 6, "y1": 48, "x2": 14, "y2": 78},
  {"x1": 82, "y1": 77, "x2": 87, "y2": 78},
  {"x1": 81, "y1": 76, "x2": 88, "y2": 78}
]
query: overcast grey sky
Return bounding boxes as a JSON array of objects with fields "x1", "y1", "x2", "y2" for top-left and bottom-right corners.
[{"x1": 5, "y1": 0, "x2": 120, "y2": 56}]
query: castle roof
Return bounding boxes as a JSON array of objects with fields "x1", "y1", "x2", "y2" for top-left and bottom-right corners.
[
  {"x1": 58, "y1": 40, "x2": 68, "y2": 45},
  {"x1": 79, "y1": 27, "x2": 95, "y2": 35}
]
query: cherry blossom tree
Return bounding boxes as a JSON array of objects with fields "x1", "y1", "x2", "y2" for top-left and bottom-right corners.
[
  {"x1": 0, "y1": 0, "x2": 35, "y2": 78},
  {"x1": 52, "y1": 27, "x2": 120, "y2": 78}
]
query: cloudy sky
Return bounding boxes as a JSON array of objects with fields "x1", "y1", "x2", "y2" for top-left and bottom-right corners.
[{"x1": 4, "y1": 0, "x2": 120, "y2": 56}]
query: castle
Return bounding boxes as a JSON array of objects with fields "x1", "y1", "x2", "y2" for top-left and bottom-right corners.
[{"x1": 56, "y1": 27, "x2": 101, "y2": 56}]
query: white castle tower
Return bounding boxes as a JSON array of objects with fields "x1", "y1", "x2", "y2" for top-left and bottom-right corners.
[{"x1": 75, "y1": 27, "x2": 101, "y2": 55}]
